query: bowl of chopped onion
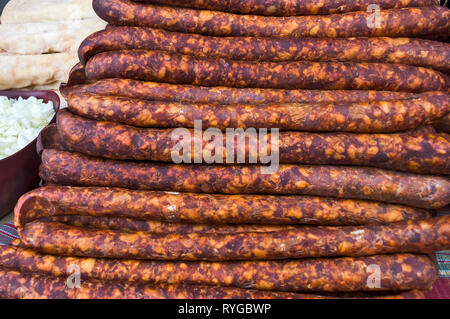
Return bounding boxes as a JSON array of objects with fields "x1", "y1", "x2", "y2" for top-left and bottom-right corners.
[{"x1": 0, "y1": 90, "x2": 59, "y2": 218}]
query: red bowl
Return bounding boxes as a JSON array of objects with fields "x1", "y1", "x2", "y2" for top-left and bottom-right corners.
[{"x1": 0, "y1": 91, "x2": 60, "y2": 218}]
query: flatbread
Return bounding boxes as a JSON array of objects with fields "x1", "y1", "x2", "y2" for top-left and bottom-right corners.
[
  {"x1": 1, "y1": 0, "x2": 98, "y2": 24},
  {"x1": 0, "y1": 52, "x2": 79, "y2": 90},
  {"x1": 0, "y1": 19, "x2": 104, "y2": 35},
  {"x1": 24, "y1": 81, "x2": 62, "y2": 90},
  {"x1": 0, "y1": 19, "x2": 106, "y2": 54}
]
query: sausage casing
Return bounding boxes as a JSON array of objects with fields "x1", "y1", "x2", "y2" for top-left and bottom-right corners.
[
  {"x1": 15, "y1": 186, "x2": 431, "y2": 227},
  {"x1": 39, "y1": 149, "x2": 450, "y2": 208},
  {"x1": 78, "y1": 27, "x2": 450, "y2": 72},
  {"x1": 67, "y1": 92, "x2": 450, "y2": 133},
  {"x1": 84, "y1": 50, "x2": 449, "y2": 92},
  {"x1": 61, "y1": 79, "x2": 415, "y2": 104},
  {"x1": 0, "y1": 267, "x2": 330, "y2": 299},
  {"x1": 0, "y1": 246, "x2": 437, "y2": 292},
  {"x1": 133, "y1": 0, "x2": 438, "y2": 16},
  {"x1": 93, "y1": 0, "x2": 450, "y2": 39},
  {"x1": 0, "y1": 266, "x2": 427, "y2": 299},
  {"x1": 434, "y1": 114, "x2": 450, "y2": 133},
  {"x1": 18, "y1": 216, "x2": 450, "y2": 260},
  {"x1": 56, "y1": 109, "x2": 450, "y2": 175}
]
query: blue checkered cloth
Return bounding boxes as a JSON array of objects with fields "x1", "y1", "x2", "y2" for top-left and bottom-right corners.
[
  {"x1": 0, "y1": 223, "x2": 18, "y2": 245},
  {"x1": 436, "y1": 251, "x2": 450, "y2": 278}
]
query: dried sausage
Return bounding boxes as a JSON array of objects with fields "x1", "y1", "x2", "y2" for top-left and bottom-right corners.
[
  {"x1": 15, "y1": 186, "x2": 430, "y2": 227},
  {"x1": 15, "y1": 186, "x2": 431, "y2": 226},
  {"x1": 0, "y1": 267, "x2": 327, "y2": 299},
  {"x1": 92, "y1": 0, "x2": 450, "y2": 39},
  {"x1": 78, "y1": 27, "x2": 450, "y2": 72},
  {"x1": 434, "y1": 114, "x2": 450, "y2": 133},
  {"x1": 67, "y1": 92, "x2": 450, "y2": 132},
  {"x1": 37, "y1": 124, "x2": 67, "y2": 156},
  {"x1": 60, "y1": 79, "x2": 414, "y2": 104},
  {"x1": 0, "y1": 267, "x2": 426, "y2": 299},
  {"x1": 19, "y1": 217, "x2": 450, "y2": 261},
  {"x1": 133, "y1": 0, "x2": 438, "y2": 16},
  {"x1": 18, "y1": 216, "x2": 450, "y2": 260},
  {"x1": 84, "y1": 50, "x2": 449, "y2": 92},
  {"x1": 56, "y1": 109, "x2": 450, "y2": 174},
  {"x1": 39, "y1": 149, "x2": 450, "y2": 209},
  {"x1": 0, "y1": 246, "x2": 437, "y2": 292},
  {"x1": 57, "y1": 109, "x2": 450, "y2": 174},
  {"x1": 40, "y1": 215, "x2": 296, "y2": 234},
  {"x1": 65, "y1": 63, "x2": 88, "y2": 87}
]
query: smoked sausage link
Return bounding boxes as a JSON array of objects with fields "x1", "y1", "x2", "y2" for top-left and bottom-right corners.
[
  {"x1": 84, "y1": 50, "x2": 449, "y2": 92},
  {"x1": 78, "y1": 27, "x2": 450, "y2": 72},
  {"x1": 434, "y1": 114, "x2": 450, "y2": 133},
  {"x1": 0, "y1": 246, "x2": 437, "y2": 292},
  {"x1": 15, "y1": 186, "x2": 431, "y2": 227},
  {"x1": 39, "y1": 149, "x2": 450, "y2": 209},
  {"x1": 18, "y1": 216, "x2": 450, "y2": 260},
  {"x1": 56, "y1": 109, "x2": 450, "y2": 175},
  {"x1": 37, "y1": 215, "x2": 297, "y2": 234},
  {"x1": 0, "y1": 267, "x2": 329, "y2": 299},
  {"x1": 0, "y1": 267, "x2": 427, "y2": 299},
  {"x1": 133, "y1": 0, "x2": 439, "y2": 16},
  {"x1": 67, "y1": 92, "x2": 450, "y2": 132},
  {"x1": 37, "y1": 124, "x2": 67, "y2": 156},
  {"x1": 61, "y1": 79, "x2": 415, "y2": 104},
  {"x1": 92, "y1": 0, "x2": 450, "y2": 39}
]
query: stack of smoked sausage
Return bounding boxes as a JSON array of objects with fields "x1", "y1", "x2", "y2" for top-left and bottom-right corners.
[{"x1": 1, "y1": 0, "x2": 449, "y2": 299}]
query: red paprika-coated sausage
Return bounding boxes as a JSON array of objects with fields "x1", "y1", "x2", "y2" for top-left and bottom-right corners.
[
  {"x1": 0, "y1": 267, "x2": 331, "y2": 299},
  {"x1": 18, "y1": 216, "x2": 450, "y2": 261},
  {"x1": 434, "y1": 114, "x2": 450, "y2": 133},
  {"x1": 92, "y1": 0, "x2": 450, "y2": 39},
  {"x1": 39, "y1": 149, "x2": 450, "y2": 208},
  {"x1": 0, "y1": 246, "x2": 437, "y2": 293},
  {"x1": 55, "y1": 109, "x2": 450, "y2": 175},
  {"x1": 78, "y1": 27, "x2": 450, "y2": 72},
  {"x1": 66, "y1": 92, "x2": 450, "y2": 133},
  {"x1": 15, "y1": 186, "x2": 431, "y2": 227},
  {"x1": 60, "y1": 78, "x2": 415, "y2": 104},
  {"x1": 133, "y1": 0, "x2": 439, "y2": 16},
  {"x1": 84, "y1": 50, "x2": 449, "y2": 92}
]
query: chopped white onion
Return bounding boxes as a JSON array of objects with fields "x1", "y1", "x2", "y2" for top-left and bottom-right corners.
[{"x1": 0, "y1": 96, "x2": 54, "y2": 160}]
